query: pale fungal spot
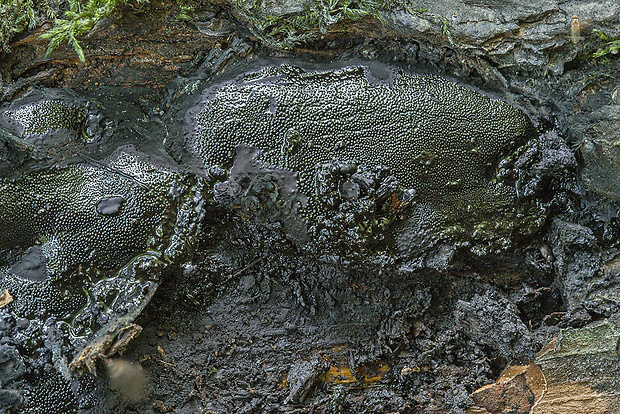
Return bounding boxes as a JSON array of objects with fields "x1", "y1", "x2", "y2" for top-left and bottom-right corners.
[{"x1": 96, "y1": 195, "x2": 125, "y2": 216}]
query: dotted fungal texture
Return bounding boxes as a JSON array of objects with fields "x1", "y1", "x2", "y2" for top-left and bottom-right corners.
[
  {"x1": 0, "y1": 152, "x2": 176, "y2": 280},
  {"x1": 7, "y1": 100, "x2": 87, "y2": 137},
  {"x1": 22, "y1": 371, "x2": 79, "y2": 414},
  {"x1": 189, "y1": 65, "x2": 534, "y2": 206},
  {"x1": 0, "y1": 150, "x2": 203, "y2": 412},
  {"x1": 0, "y1": 269, "x2": 85, "y2": 320}
]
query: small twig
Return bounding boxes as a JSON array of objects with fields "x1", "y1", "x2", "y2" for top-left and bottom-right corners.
[
  {"x1": 388, "y1": 338, "x2": 406, "y2": 359},
  {"x1": 158, "y1": 358, "x2": 179, "y2": 369},
  {"x1": 225, "y1": 256, "x2": 264, "y2": 284},
  {"x1": 77, "y1": 152, "x2": 149, "y2": 189}
]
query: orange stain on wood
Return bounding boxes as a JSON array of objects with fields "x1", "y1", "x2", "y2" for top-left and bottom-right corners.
[{"x1": 320, "y1": 363, "x2": 389, "y2": 385}]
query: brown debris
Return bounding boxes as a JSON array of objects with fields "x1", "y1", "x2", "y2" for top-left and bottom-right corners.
[
  {"x1": 469, "y1": 320, "x2": 620, "y2": 414},
  {"x1": 70, "y1": 323, "x2": 143, "y2": 374},
  {"x1": 531, "y1": 321, "x2": 620, "y2": 413},
  {"x1": 0, "y1": 289, "x2": 14, "y2": 308},
  {"x1": 467, "y1": 321, "x2": 620, "y2": 413},
  {"x1": 0, "y1": 2, "x2": 245, "y2": 89},
  {"x1": 468, "y1": 362, "x2": 545, "y2": 414}
]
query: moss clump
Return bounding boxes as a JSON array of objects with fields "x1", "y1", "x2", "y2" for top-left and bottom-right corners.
[
  {"x1": 233, "y1": 0, "x2": 392, "y2": 49},
  {"x1": 0, "y1": 0, "x2": 54, "y2": 53},
  {"x1": 40, "y1": 0, "x2": 149, "y2": 62},
  {"x1": 0, "y1": 0, "x2": 148, "y2": 62},
  {"x1": 591, "y1": 29, "x2": 620, "y2": 59}
]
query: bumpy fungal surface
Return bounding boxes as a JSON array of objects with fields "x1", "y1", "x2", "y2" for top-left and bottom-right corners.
[
  {"x1": 0, "y1": 93, "x2": 98, "y2": 176},
  {"x1": 188, "y1": 65, "x2": 538, "y2": 259},
  {"x1": 0, "y1": 64, "x2": 571, "y2": 412},
  {"x1": 6, "y1": 99, "x2": 87, "y2": 138},
  {"x1": 0, "y1": 152, "x2": 175, "y2": 278},
  {"x1": 191, "y1": 65, "x2": 533, "y2": 198},
  {"x1": 0, "y1": 150, "x2": 206, "y2": 412}
]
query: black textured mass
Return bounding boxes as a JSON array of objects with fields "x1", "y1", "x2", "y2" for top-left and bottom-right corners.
[
  {"x1": 0, "y1": 151, "x2": 176, "y2": 280},
  {"x1": 0, "y1": 270, "x2": 85, "y2": 319},
  {"x1": 22, "y1": 371, "x2": 79, "y2": 414},
  {"x1": 0, "y1": 150, "x2": 202, "y2": 413},
  {"x1": 7, "y1": 100, "x2": 87, "y2": 137},
  {"x1": 189, "y1": 65, "x2": 534, "y2": 204}
]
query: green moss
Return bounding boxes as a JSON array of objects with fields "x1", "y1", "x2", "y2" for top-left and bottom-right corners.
[
  {"x1": 234, "y1": 0, "x2": 392, "y2": 49},
  {"x1": 0, "y1": 0, "x2": 54, "y2": 53},
  {"x1": 591, "y1": 29, "x2": 620, "y2": 59},
  {"x1": 438, "y1": 14, "x2": 453, "y2": 47},
  {"x1": 0, "y1": 0, "x2": 148, "y2": 62},
  {"x1": 40, "y1": 0, "x2": 149, "y2": 62},
  {"x1": 176, "y1": 0, "x2": 194, "y2": 20}
]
